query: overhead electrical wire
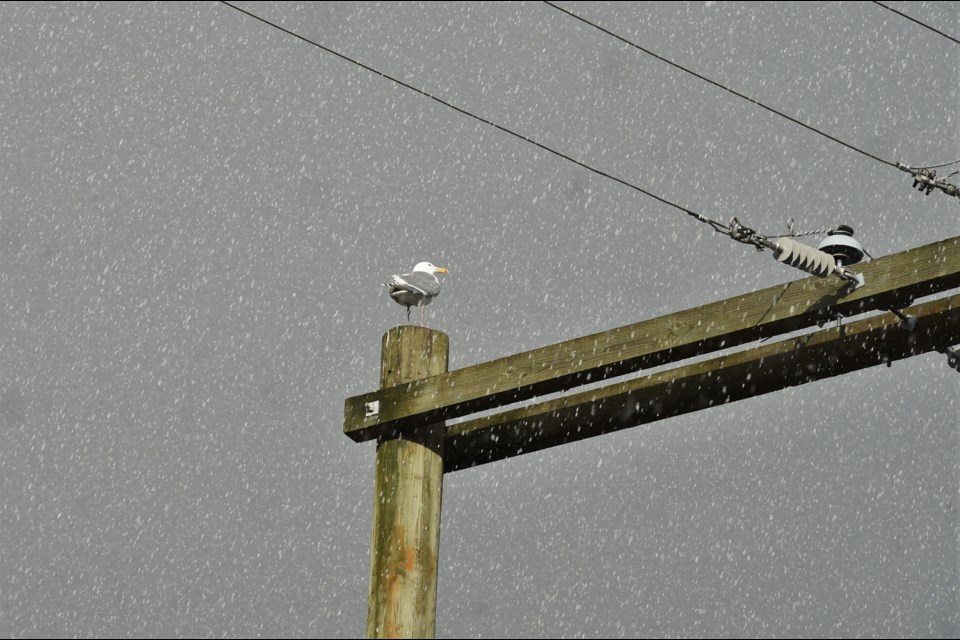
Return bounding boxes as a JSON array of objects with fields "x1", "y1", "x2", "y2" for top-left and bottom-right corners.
[
  {"x1": 543, "y1": 1, "x2": 900, "y2": 170},
  {"x1": 872, "y1": 1, "x2": 960, "y2": 46},
  {"x1": 546, "y1": 2, "x2": 960, "y2": 201},
  {"x1": 218, "y1": 0, "x2": 942, "y2": 286},
  {"x1": 220, "y1": 0, "x2": 955, "y2": 244},
  {"x1": 218, "y1": 1, "x2": 732, "y2": 234},
  {"x1": 916, "y1": 159, "x2": 960, "y2": 170}
]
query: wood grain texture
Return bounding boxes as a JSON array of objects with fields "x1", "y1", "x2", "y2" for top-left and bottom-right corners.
[
  {"x1": 444, "y1": 294, "x2": 960, "y2": 471},
  {"x1": 367, "y1": 327, "x2": 447, "y2": 639},
  {"x1": 346, "y1": 236, "x2": 959, "y2": 442}
]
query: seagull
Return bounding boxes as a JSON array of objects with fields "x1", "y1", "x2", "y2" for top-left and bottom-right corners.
[{"x1": 386, "y1": 262, "x2": 449, "y2": 327}]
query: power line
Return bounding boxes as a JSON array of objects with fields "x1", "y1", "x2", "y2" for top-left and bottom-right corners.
[
  {"x1": 543, "y1": 1, "x2": 900, "y2": 170},
  {"x1": 218, "y1": 1, "x2": 730, "y2": 233},
  {"x1": 917, "y1": 159, "x2": 960, "y2": 170},
  {"x1": 872, "y1": 1, "x2": 960, "y2": 46}
]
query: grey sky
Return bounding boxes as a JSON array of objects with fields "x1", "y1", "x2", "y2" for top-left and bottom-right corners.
[{"x1": 2, "y1": 1, "x2": 958, "y2": 637}]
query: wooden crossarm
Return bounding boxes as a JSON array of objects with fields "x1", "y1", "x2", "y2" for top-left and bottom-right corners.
[
  {"x1": 345, "y1": 237, "x2": 960, "y2": 442},
  {"x1": 445, "y1": 294, "x2": 960, "y2": 471}
]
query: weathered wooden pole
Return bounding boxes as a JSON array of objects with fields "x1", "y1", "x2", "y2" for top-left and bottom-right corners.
[{"x1": 366, "y1": 326, "x2": 448, "y2": 638}]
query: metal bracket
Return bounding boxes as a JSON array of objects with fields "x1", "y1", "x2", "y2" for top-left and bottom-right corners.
[
  {"x1": 886, "y1": 307, "x2": 917, "y2": 332},
  {"x1": 897, "y1": 162, "x2": 960, "y2": 200},
  {"x1": 817, "y1": 312, "x2": 846, "y2": 330},
  {"x1": 941, "y1": 345, "x2": 960, "y2": 372},
  {"x1": 842, "y1": 271, "x2": 865, "y2": 291}
]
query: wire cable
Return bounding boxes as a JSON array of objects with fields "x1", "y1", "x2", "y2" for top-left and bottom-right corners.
[
  {"x1": 872, "y1": 1, "x2": 960, "y2": 46},
  {"x1": 218, "y1": 1, "x2": 730, "y2": 233},
  {"x1": 544, "y1": 1, "x2": 900, "y2": 170},
  {"x1": 917, "y1": 159, "x2": 960, "y2": 170}
]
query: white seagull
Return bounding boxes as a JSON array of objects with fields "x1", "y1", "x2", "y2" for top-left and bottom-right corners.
[{"x1": 386, "y1": 262, "x2": 449, "y2": 327}]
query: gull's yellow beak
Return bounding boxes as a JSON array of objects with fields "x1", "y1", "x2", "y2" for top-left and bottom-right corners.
[{"x1": 436, "y1": 267, "x2": 449, "y2": 273}]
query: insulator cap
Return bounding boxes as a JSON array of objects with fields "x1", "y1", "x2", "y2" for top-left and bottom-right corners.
[{"x1": 817, "y1": 226, "x2": 865, "y2": 265}]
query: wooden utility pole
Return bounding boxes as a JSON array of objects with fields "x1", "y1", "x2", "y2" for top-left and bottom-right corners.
[
  {"x1": 349, "y1": 235, "x2": 960, "y2": 635},
  {"x1": 366, "y1": 326, "x2": 448, "y2": 639}
]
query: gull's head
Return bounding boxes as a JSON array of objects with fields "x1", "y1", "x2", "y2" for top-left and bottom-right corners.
[{"x1": 413, "y1": 262, "x2": 449, "y2": 275}]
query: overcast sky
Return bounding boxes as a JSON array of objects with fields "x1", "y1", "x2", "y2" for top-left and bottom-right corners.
[{"x1": 2, "y1": 1, "x2": 959, "y2": 637}]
